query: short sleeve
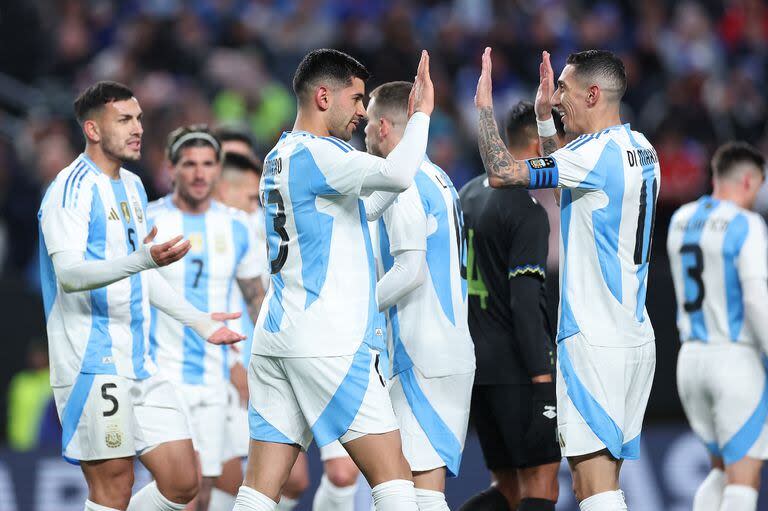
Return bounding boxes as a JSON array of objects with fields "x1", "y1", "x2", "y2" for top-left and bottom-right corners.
[
  {"x1": 40, "y1": 177, "x2": 95, "y2": 255},
  {"x1": 527, "y1": 137, "x2": 614, "y2": 191},
  {"x1": 507, "y1": 202, "x2": 549, "y2": 281},
  {"x1": 382, "y1": 185, "x2": 427, "y2": 254},
  {"x1": 234, "y1": 217, "x2": 267, "y2": 280},
  {"x1": 737, "y1": 214, "x2": 768, "y2": 282},
  {"x1": 303, "y1": 139, "x2": 374, "y2": 197}
]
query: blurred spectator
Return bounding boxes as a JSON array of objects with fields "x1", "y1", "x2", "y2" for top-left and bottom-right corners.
[{"x1": 6, "y1": 340, "x2": 52, "y2": 451}]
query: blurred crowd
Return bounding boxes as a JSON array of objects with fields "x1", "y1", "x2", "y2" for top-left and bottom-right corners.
[{"x1": 1, "y1": 0, "x2": 767, "y2": 451}]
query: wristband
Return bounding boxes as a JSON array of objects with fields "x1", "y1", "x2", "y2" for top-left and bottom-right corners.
[{"x1": 537, "y1": 117, "x2": 557, "y2": 138}]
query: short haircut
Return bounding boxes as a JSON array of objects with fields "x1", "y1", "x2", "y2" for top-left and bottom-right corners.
[
  {"x1": 504, "y1": 101, "x2": 566, "y2": 149},
  {"x1": 73, "y1": 81, "x2": 134, "y2": 124},
  {"x1": 213, "y1": 125, "x2": 256, "y2": 152},
  {"x1": 166, "y1": 124, "x2": 222, "y2": 165},
  {"x1": 712, "y1": 141, "x2": 765, "y2": 180},
  {"x1": 369, "y1": 81, "x2": 411, "y2": 122},
  {"x1": 222, "y1": 151, "x2": 261, "y2": 177},
  {"x1": 566, "y1": 50, "x2": 627, "y2": 100},
  {"x1": 292, "y1": 49, "x2": 370, "y2": 103}
]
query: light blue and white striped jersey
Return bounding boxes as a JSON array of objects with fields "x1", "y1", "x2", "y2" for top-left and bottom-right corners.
[
  {"x1": 255, "y1": 131, "x2": 387, "y2": 357},
  {"x1": 39, "y1": 154, "x2": 156, "y2": 386},
  {"x1": 667, "y1": 196, "x2": 768, "y2": 346},
  {"x1": 527, "y1": 124, "x2": 660, "y2": 347},
  {"x1": 146, "y1": 196, "x2": 265, "y2": 385},
  {"x1": 375, "y1": 159, "x2": 475, "y2": 378}
]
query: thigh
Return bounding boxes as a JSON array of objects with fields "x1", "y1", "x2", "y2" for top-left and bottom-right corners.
[
  {"x1": 133, "y1": 374, "x2": 191, "y2": 455},
  {"x1": 676, "y1": 344, "x2": 717, "y2": 453},
  {"x1": 189, "y1": 387, "x2": 228, "y2": 477},
  {"x1": 54, "y1": 373, "x2": 137, "y2": 463},
  {"x1": 470, "y1": 385, "x2": 521, "y2": 471}
]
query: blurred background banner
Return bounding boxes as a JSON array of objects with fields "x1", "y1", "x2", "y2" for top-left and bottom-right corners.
[{"x1": 1, "y1": 0, "x2": 767, "y2": 507}]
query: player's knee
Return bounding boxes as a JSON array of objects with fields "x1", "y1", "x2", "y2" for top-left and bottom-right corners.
[
  {"x1": 283, "y1": 466, "x2": 310, "y2": 497},
  {"x1": 89, "y1": 467, "x2": 134, "y2": 507},
  {"x1": 324, "y1": 458, "x2": 359, "y2": 488},
  {"x1": 163, "y1": 470, "x2": 200, "y2": 503}
]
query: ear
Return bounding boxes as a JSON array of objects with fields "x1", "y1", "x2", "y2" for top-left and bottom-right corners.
[
  {"x1": 379, "y1": 117, "x2": 390, "y2": 139},
  {"x1": 586, "y1": 84, "x2": 600, "y2": 107},
  {"x1": 315, "y1": 86, "x2": 331, "y2": 112},
  {"x1": 83, "y1": 119, "x2": 100, "y2": 143}
]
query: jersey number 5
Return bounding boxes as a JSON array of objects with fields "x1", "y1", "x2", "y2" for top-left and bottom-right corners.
[
  {"x1": 680, "y1": 244, "x2": 705, "y2": 312},
  {"x1": 267, "y1": 189, "x2": 289, "y2": 274}
]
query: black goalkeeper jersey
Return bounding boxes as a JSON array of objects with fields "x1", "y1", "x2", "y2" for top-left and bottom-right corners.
[{"x1": 459, "y1": 175, "x2": 554, "y2": 385}]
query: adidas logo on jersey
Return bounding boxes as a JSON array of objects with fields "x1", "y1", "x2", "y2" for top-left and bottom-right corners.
[
  {"x1": 108, "y1": 208, "x2": 120, "y2": 221},
  {"x1": 542, "y1": 405, "x2": 557, "y2": 419}
]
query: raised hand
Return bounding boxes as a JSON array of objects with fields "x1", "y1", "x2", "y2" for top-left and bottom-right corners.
[
  {"x1": 408, "y1": 50, "x2": 434, "y2": 117},
  {"x1": 206, "y1": 311, "x2": 246, "y2": 345},
  {"x1": 145, "y1": 226, "x2": 191, "y2": 267},
  {"x1": 475, "y1": 47, "x2": 493, "y2": 109},
  {"x1": 534, "y1": 50, "x2": 555, "y2": 120}
]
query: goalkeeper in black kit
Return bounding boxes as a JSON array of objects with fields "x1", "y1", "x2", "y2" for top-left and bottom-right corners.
[{"x1": 459, "y1": 101, "x2": 563, "y2": 511}]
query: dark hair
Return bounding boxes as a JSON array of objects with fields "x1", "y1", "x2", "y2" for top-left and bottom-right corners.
[
  {"x1": 566, "y1": 50, "x2": 627, "y2": 100},
  {"x1": 213, "y1": 125, "x2": 256, "y2": 152},
  {"x1": 504, "y1": 101, "x2": 566, "y2": 148},
  {"x1": 73, "y1": 81, "x2": 134, "y2": 124},
  {"x1": 222, "y1": 151, "x2": 262, "y2": 177},
  {"x1": 292, "y1": 49, "x2": 370, "y2": 102},
  {"x1": 369, "y1": 81, "x2": 412, "y2": 119},
  {"x1": 166, "y1": 124, "x2": 222, "y2": 164},
  {"x1": 712, "y1": 141, "x2": 765, "y2": 180}
]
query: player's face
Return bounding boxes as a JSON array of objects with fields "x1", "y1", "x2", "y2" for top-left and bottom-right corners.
[
  {"x1": 174, "y1": 146, "x2": 221, "y2": 206},
  {"x1": 552, "y1": 65, "x2": 587, "y2": 135},
  {"x1": 97, "y1": 98, "x2": 143, "y2": 162},
  {"x1": 364, "y1": 99, "x2": 384, "y2": 157},
  {"x1": 328, "y1": 77, "x2": 367, "y2": 141},
  {"x1": 221, "y1": 172, "x2": 261, "y2": 213}
]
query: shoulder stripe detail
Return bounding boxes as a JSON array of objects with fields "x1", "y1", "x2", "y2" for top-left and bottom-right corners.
[
  {"x1": 567, "y1": 134, "x2": 596, "y2": 152},
  {"x1": 62, "y1": 162, "x2": 87, "y2": 207},
  {"x1": 509, "y1": 264, "x2": 546, "y2": 279},
  {"x1": 318, "y1": 137, "x2": 351, "y2": 153},
  {"x1": 71, "y1": 165, "x2": 94, "y2": 207},
  {"x1": 564, "y1": 134, "x2": 589, "y2": 150},
  {"x1": 327, "y1": 136, "x2": 354, "y2": 151}
]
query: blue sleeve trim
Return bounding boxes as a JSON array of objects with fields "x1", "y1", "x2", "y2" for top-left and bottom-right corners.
[
  {"x1": 526, "y1": 157, "x2": 559, "y2": 189},
  {"x1": 319, "y1": 136, "x2": 351, "y2": 153}
]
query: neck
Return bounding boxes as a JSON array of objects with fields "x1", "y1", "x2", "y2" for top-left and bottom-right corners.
[
  {"x1": 294, "y1": 109, "x2": 330, "y2": 137},
  {"x1": 85, "y1": 145, "x2": 122, "y2": 179},
  {"x1": 584, "y1": 108, "x2": 622, "y2": 134},
  {"x1": 380, "y1": 133, "x2": 403, "y2": 158},
  {"x1": 172, "y1": 190, "x2": 211, "y2": 214},
  {"x1": 712, "y1": 184, "x2": 749, "y2": 209}
]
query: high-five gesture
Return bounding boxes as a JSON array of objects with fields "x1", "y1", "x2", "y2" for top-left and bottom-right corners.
[
  {"x1": 408, "y1": 50, "x2": 434, "y2": 117},
  {"x1": 534, "y1": 51, "x2": 555, "y2": 120},
  {"x1": 475, "y1": 47, "x2": 493, "y2": 109}
]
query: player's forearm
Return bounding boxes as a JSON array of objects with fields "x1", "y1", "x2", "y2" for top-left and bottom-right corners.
[
  {"x1": 742, "y1": 278, "x2": 768, "y2": 354},
  {"x1": 361, "y1": 112, "x2": 430, "y2": 193},
  {"x1": 363, "y1": 191, "x2": 400, "y2": 221},
  {"x1": 376, "y1": 250, "x2": 426, "y2": 311},
  {"x1": 237, "y1": 276, "x2": 265, "y2": 323},
  {"x1": 147, "y1": 269, "x2": 222, "y2": 339},
  {"x1": 52, "y1": 248, "x2": 158, "y2": 293},
  {"x1": 540, "y1": 135, "x2": 560, "y2": 157},
  {"x1": 477, "y1": 106, "x2": 530, "y2": 188},
  {"x1": 508, "y1": 275, "x2": 552, "y2": 377}
]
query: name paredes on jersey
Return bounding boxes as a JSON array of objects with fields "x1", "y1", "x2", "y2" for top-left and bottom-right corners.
[
  {"x1": 671, "y1": 215, "x2": 731, "y2": 234},
  {"x1": 626, "y1": 147, "x2": 659, "y2": 168},
  {"x1": 264, "y1": 157, "x2": 283, "y2": 176}
]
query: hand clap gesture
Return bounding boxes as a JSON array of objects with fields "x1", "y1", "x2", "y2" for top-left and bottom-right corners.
[{"x1": 408, "y1": 50, "x2": 434, "y2": 117}]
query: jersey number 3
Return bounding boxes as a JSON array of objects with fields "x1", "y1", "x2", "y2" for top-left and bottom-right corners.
[
  {"x1": 680, "y1": 243, "x2": 705, "y2": 312},
  {"x1": 267, "y1": 189, "x2": 289, "y2": 274}
]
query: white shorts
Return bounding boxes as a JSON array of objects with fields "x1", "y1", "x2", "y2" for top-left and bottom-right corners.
[
  {"x1": 556, "y1": 333, "x2": 655, "y2": 460},
  {"x1": 389, "y1": 366, "x2": 474, "y2": 477},
  {"x1": 247, "y1": 345, "x2": 397, "y2": 450},
  {"x1": 222, "y1": 383, "x2": 250, "y2": 461},
  {"x1": 677, "y1": 341, "x2": 768, "y2": 465},
  {"x1": 319, "y1": 440, "x2": 349, "y2": 461},
  {"x1": 53, "y1": 372, "x2": 190, "y2": 464},
  {"x1": 175, "y1": 381, "x2": 228, "y2": 477}
]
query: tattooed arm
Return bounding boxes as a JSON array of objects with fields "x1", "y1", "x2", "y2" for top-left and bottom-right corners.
[
  {"x1": 477, "y1": 106, "x2": 530, "y2": 188},
  {"x1": 237, "y1": 276, "x2": 266, "y2": 323}
]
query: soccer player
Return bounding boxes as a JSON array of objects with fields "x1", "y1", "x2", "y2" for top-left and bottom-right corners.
[
  {"x1": 213, "y1": 125, "x2": 262, "y2": 164},
  {"x1": 37, "y1": 81, "x2": 245, "y2": 511},
  {"x1": 459, "y1": 101, "x2": 560, "y2": 511},
  {"x1": 474, "y1": 48, "x2": 660, "y2": 511},
  {"x1": 146, "y1": 125, "x2": 267, "y2": 511},
  {"x1": 234, "y1": 48, "x2": 434, "y2": 511},
  {"x1": 668, "y1": 142, "x2": 768, "y2": 511},
  {"x1": 363, "y1": 80, "x2": 475, "y2": 511}
]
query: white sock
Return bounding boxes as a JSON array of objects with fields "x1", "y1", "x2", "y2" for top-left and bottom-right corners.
[
  {"x1": 415, "y1": 488, "x2": 449, "y2": 511},
  {"x1": 720, "y1": 485, "x2": 758, "y2": 511},
  {"x1": 693, "y1": 469, "x2": 725, "y2": 511},
  {"x1": 208, "y1": 487, "x2": 237, "y2": 511},
  {"x1": 127, "y1": 481, "x2": 186, "y2": 511},
  {"x1": 233, "y1": 486, "x2": 277, "y2": 511},
  {"x1": 276, "y1": 495, "x2": 300, "y2": 511},
  {"x1": 312, "y1": 474, "x2": 357, "y2": 511},
  {"x1": 84, "y1": 501, "x2": 120, "y2": 511},
  {"x1": 371, "y1": 479, "x2": 418, "y2": 511},
  {"x1": 579, "y1": 490, "x2": 628, "y2": 511}
]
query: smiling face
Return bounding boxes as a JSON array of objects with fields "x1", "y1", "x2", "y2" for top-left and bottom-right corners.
[
  {"x1": 94, "y1": 98, "x2": 144, "y2": 161},
  {"x1": 327, "y1": 77, "x2": 367, "y2": 141},
  {"x1": 173, "y1": 145, "x2": 221, "y2": 208},
  {"x1": 551, "y1": 64, "x2": 590, "y2": 136}
]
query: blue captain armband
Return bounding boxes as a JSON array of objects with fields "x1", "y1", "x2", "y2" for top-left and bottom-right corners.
[{"x1": 526, "y1": 157, "x2": 559, "y2": 189}]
